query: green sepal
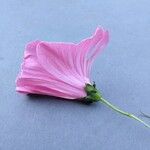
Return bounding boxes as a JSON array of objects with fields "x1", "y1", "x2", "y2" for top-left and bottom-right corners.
[{"x1": 84, "y1": 83, "x2": 102, "y2": 103}]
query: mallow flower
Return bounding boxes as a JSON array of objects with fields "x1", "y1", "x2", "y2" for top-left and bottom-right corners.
[{"x1": 16, "y1": 27, "x2": 150, "y2": 128}]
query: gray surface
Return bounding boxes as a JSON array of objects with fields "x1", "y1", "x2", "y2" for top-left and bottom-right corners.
[{"x1": 0, "y1": 0, "x2": 150, "y2": 150}]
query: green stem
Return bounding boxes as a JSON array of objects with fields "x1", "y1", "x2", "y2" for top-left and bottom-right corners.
[{"x1": 100, "y1": 97, "x2": 150, "y2": 128}]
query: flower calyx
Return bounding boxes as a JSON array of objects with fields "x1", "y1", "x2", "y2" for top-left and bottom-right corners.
[{"x1": 84, "y1": 83, "x2": 102, "y2": 103}]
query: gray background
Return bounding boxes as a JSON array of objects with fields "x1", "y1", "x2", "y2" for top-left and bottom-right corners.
[{"x1": 0, "y1": 0, "x2": 150, "y2": 150}]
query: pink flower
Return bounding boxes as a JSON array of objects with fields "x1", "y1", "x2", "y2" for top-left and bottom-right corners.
[
  {"x1": 16, "y1": 27, "x2": 108, "y2": 100},
  {"x1": 16, "y1": 27, "x2": 150, "y2": 128}
]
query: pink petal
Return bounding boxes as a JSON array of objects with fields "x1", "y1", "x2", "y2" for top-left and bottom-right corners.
[
  {"x1": 37, "y1": 42, "x2": 90, "y2": 85},
  {"x1": 16, "y1": 27, "x2": 109, "y2": 100},
  {"x1": 16, "y1": 41, "x2": 88, "y2": 99},
  {"x1": 78, "y1": 27, "x2": 109, "y2": 77}
]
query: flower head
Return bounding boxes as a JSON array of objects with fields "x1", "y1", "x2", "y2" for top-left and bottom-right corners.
[
  {"x1": 16, "y1": 27, "x2": 150, "y2": 128},
  {"x1": 16, "y1": 27, "x2": 109, "y2": 100}
]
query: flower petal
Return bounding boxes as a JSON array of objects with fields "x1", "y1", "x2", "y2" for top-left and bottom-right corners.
[
  {"x1": 78, "y1": 27, "x2": 109, "y2": 77},
  {"x1": 16, "y1": 27, "x2": 109, "y2": 100},
  {"x1": 16, "y1": 41, "x2": 87, "y2": 99},
  {"x1": 16, "y1": 77, "x2": 86, "y2": 99},
  {"x1": 37, "y1": 42, "x2": 90, "y2": 85}
]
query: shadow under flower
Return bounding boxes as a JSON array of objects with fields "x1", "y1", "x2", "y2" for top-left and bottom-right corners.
[{"x1": 27, "y1": 94, "x2": 94, "y2": 106}]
